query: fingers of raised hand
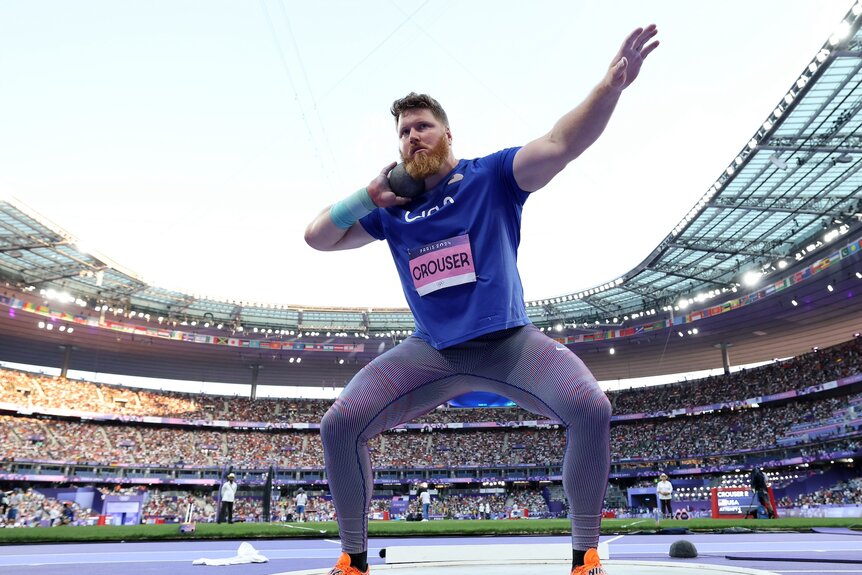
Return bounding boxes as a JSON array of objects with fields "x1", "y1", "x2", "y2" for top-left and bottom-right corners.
[
  {"x1": 624, "y1": 27, "x2": 644, "y2": 51},
  {"x1": 630, "y1": 24, "x2": 659, "y2": 56},
  {"x1": 640, "y1": 39, "x2": 660, "y2": 60}
]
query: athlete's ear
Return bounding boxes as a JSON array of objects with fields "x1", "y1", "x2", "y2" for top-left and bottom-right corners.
[{"x1": 446, "y1": 127, "x2": 452, "y2": 143}]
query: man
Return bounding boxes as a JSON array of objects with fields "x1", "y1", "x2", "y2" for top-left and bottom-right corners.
[
  {"x1": 306, "y1": 25, "x2": 659, "y2": 575},
  {"x1": 419, "y1": 489, "x2": 431, "y2": 522},
  {"x1": 6, "y1": 488, "x2": 22, "y2": 525},
  {"x1": 750, "y1": 466, "x2": 776, "y2": 519},
  {"x1": 294, "y1": 488, "x2": 308, "y2": 523},
  {"x1": 656, "y1": 473, "x2": 673, "y2": 519},
  {"x1": 217, "y1": 473, "x2": 237, "y2": 524},
  {"x1": 60, "y1": 501, "x2": 75, "y2": 526}
]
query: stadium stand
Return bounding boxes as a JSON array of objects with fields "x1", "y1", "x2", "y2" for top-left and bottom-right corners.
[{"x1": 0, "y1": 336, "x2": 860, "y2": 525}]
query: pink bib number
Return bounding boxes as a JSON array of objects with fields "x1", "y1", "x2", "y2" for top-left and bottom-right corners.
[{"x1": 408, "y1": 234, "x2": 477, "y2": 296}]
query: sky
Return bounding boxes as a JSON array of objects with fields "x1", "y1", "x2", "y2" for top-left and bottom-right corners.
[{"x1": 0, "y1": 0, "x2": 855, "y2": 310}]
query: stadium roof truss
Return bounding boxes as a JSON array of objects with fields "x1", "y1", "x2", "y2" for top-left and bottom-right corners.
[
  {"x1": 2, "y1": 5, "x2": 862, "y2": 337},
  {"x1": 523, "y1": 7, "x2": 862, "y2": 332}
]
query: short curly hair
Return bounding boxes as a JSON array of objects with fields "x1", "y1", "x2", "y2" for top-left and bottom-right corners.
[{"x1": 391, "y1": 92, "x2": 449, "y2": 128}]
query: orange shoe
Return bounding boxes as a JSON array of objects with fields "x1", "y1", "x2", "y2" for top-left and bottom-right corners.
[
  {"x1": 327, "y1": 552, "x2": 369, "y2": 575},
  {"x1": 571, "y1": 548, "x2": 606, "y2": 575}
]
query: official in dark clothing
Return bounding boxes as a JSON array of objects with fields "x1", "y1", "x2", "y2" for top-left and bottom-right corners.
[{"x1": 751, "y1": 466, "x2": 776, "y2": 519}]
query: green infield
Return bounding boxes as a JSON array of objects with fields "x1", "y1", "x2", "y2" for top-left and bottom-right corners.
[{"x1": 0, "y1": 517, "x2": 859, "y2": 544}]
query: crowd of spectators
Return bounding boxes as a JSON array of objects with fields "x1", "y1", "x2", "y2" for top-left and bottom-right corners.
[
  {"x1": 409, "y1": 490, "x2": 549, "y2": 519},
  {"x1": 1, "y1": 338, "x2": 859, "y2": 426},
  {"x1": 1, "y1": 389, "x2": 858, "y2": 469},
  {"x1": 0, "y1": 487, "x2": 82, "y2": 527},
  {"x1": 4, "y1": 475, "x2": 862, "y2": 529},
  {"x1": 0, "y1": 369, "x2": 288, "y2": 421},
  {"x1": 133, "y1": 488, "x2": 551, "y2": 524},
  {"x1": 271, "y1": 489, "x2": 549, "y2": 522},
  {"x1": 777, "y1": 477, "x2": 862, "y2": 508},
  {"x1": 608, "y1": 338, "x2": 861, "y2": 416},
  {"x1": 141, "y1": 490, "x2": 215, "y2": 522},
  {"x1": 608, "y1": 393, "x2": 859, "y2": 461}
]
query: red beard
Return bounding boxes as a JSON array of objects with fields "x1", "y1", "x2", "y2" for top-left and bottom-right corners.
[{"x1": 402, "y1": 136, "x2": 450, "y2": 180}]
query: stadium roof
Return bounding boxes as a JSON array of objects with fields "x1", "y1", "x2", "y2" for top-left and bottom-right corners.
[{"x1": 1, "y1": 4, "x2": 862, "y2": 338}]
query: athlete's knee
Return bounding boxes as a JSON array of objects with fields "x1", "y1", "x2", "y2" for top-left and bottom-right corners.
[
  {"x1": 594, "y1": 386, "x2": 612, "y2": 421},
  {"x1": 584, "y1": 387, "x2": 612, "y2": 428},
  {"x1": 320, "y1": 403, "x2": 356, "y2": 448},
  {"x1": 320, "y1": 397, "x2": 379, "y2": 448},
  {"x1": 567, "y1": 377, "x2": 611, "y2": 427}
]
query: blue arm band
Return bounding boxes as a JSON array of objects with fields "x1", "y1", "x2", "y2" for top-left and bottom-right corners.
[{"x1": 329, "y1": 188, "x2": 377, "y2": 230}]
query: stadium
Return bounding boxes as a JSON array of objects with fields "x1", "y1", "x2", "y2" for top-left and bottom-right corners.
[{"x1": 1, "y1": 2, "x2": 862, "y2": 575}]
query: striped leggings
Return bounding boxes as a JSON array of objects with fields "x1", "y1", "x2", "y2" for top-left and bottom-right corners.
[{"x1": 320, "y1": 324, "x2": 611, "y2": 553}]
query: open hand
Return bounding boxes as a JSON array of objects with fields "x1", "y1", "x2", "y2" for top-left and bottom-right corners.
[{"x1": 608, "y1": 24, "x2": 659, "y2": 90}]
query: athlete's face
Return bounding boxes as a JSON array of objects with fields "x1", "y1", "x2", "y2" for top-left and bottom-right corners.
[{"x1": 397, "y1": 108, "x2": 452, "y2": 180}]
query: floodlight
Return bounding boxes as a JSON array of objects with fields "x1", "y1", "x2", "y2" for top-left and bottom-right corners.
[
  {"x1": 742, "y1": 271, "x2": 761, "y2": 286},
  {"x1": 829, "y1": 21, "x2": 851, "y2": 46}
]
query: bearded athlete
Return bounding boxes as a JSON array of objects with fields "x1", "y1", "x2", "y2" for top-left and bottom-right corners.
[{"x1": 305, "y1": 25, "x2": 659, "y2": 575}]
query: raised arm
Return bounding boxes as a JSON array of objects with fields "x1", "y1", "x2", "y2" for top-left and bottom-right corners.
[
  {"x1": 304, "y1": 161, "x2": 411, "y2": 251},
  {"x1": 513, "y1": 25, "x2": 659, "y2": 192}
]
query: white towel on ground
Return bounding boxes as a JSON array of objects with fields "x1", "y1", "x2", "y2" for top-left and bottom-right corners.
[{"x1": 192, "y1": 542, "x2": 269, "y2": 566}]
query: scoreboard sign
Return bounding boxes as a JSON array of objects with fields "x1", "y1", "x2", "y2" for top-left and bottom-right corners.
[{"x1": 710, "y1": 486, "x2": 777, "y2": 518}]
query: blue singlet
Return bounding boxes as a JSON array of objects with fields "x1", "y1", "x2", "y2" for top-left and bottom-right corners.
[{"x1": 359, "y1": 147, "x2": 532, "y2": 349}]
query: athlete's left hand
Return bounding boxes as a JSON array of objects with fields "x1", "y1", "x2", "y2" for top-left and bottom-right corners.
[{"x1": 607, "y1": 24, "x2": 659, "y2": 91}]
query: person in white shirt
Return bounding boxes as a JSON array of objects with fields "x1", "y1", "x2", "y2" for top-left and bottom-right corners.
[
  {"x1": 294, "y1": 488, "x2": 308, "y2": 522},
  {"x1": 420, "y1": 490, "x2": 431, "y2": 521},
  {"x1": 656, "y1": 473, "x2": 673, "y2": 519},
  {"x1": 218, "y1": 473, "x2": 237, "y2": 524}
]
